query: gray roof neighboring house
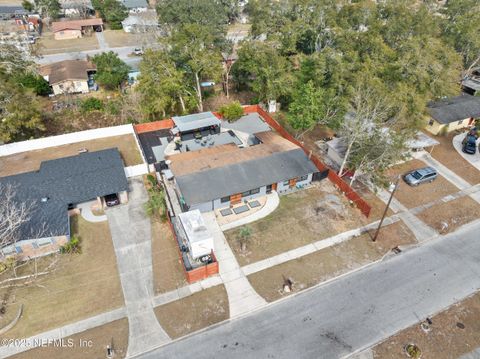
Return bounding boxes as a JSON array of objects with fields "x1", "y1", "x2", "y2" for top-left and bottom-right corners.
[
  {"x1": 172, "y1": 112, "x2": 221, "y2": 133},
  {"x1": 428, "y1": 95, "x2": 480, "y2": 124},
  {"x1": 0, "y1": 148, "x2": 128, "y2": 241},
  {"x1": 175, "y1": 148, "x2": 318, "y2": 206},
  {"x1": 120, "y1": 0, "x2": 148, "y2": 9}
]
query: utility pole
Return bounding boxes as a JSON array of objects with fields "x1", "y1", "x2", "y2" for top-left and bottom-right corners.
[{"x1": 372, "y1": 175, "x2": 401, "y2": 242}]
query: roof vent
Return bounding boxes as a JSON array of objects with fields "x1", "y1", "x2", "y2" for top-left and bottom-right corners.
[{"x1": 41, "y1": 197, "x2": 49, "y2": 203}]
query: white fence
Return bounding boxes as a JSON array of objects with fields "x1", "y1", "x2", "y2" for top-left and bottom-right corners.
[
  {"x1": 124, "y1": 164, "x2": 149, "y2": 178},
  {"x1": 0, "y1": 124, "x2": 135, "y2": 157}
]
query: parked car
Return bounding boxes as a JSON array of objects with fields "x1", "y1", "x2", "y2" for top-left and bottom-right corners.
[
  {"x1": 104, "y1": 194, "x2": 120, "y2": 207},
  {"x1": 133, "y1": 48, "x2": 144, "y2": 56},
  {"x1": 462, "y1": 135, "x2": 477, "y2": 155},
  {"x1": 403, "y1": 167, "x2": 438, "y2": 186}
]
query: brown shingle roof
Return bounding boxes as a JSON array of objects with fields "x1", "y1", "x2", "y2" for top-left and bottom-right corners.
[
  {"x1": 51, "y1": 18, "x2": 103, "y2": 32},
  {"x1": 168, "y1": 131, "x2": 299, "y2": 177},
  {"x1": 39, "y1": 60, "x2": 96, "y2": 85}
]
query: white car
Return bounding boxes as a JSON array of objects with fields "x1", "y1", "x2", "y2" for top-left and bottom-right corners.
[{"x1": 133, "y1": 48, "x2": 144, "y2": 56}]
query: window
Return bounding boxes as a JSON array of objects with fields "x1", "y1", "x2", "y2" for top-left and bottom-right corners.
[
  {"x1": 428, "y1": 119, "x2": 434, "y2": 126},
  {"x1": 241, "y1": 188, "x2": 260, "y2": 197},
  {"x1": 298, "y1": 175, "x2": 309, "y2": 182},
  {"x1": 283, "y1": 180, "x2": 290, "y2": 186},
  {"x1": 241, "y1": 190, "x2": 251, "y2": 197},
  {"x1": 250, "y1": 188, "x2": 260, "y2": 195},
  {"x1": 220, "y1": 196, "x2": 230, "y2": 203}
]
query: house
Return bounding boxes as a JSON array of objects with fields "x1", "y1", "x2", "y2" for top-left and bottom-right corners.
[
  {"x1": 0, "y1": 6, "x2": 27, "y2": 21},
  {"x1": 462, "y1": 68, "x2": 480, "y2": 96},
  {"x1": 0, "y1": 148, "x2": 128, "y2": 259},
  {"x1": 121, "y1": 9, "x2": 158, "y2": 33},
  {"x1": 59, "y1": 0, "x2": 95, "y2": 17},
  {"x1": 167, "y1": 130, "x2": 319, "y2": 212},
  {"x1": 39, "y1": 59, "x2": 96, "y2": 95},
  {"x1": 51, "y1": 18, "x2": 103, "y2": 40},
  {"x1": 425, "y1": 95, "x2": 480, "y2": 135},
  {"x1": 120, "y1": 0, "x2": 148, "y2": 13}
]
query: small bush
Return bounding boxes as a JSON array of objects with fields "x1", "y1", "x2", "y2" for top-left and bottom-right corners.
[
  {"x1": 15, "y1": 73, "x2": 51, "y2": 96},
  {"x1": 219, "y1": 101, "x2": 244, "y2": 122},
  {"x1": 60, "y1": 236, "x2": 81, "y2": 254},
  {"x1": 80, "y1": 97, "x2": 104, "y2": 113}
]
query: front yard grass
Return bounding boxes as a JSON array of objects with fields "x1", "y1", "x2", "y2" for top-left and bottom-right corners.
[
  {"x1": 154, "y1": 285, "x2": 229, "y2": 339},
  {"x1": 247, "y1": 220, "x2": 415, "y2": 302},
  {"x1": 373, "y1": 291, "x2": 480, "y2": 359},
  {"x1": 224, "y1": 181, "x2": 370, "y2": 267},
  {"x1": 417, "y1": 196, "x2": 480, "y2": 234},
  {"x1": 103, "y1": 30, "x2": 142, "y2": 48},
  {"x1": 0, "y1": 216, "x2": 124, "y2": 339},
  {"x1": 11, "y1": 318, "x2": 129, "y2": 359},
  {"x1": 0, "y1": 134, "x2": 143, "y2": 177},
  {"x1": 38, "y1": 31, "x2": 99, "y2": 55},
  {"x1": 387, "y1": 159, "x2": 459, "y2": 209},
  {"x1": 427, "y1": 131, "x2": 480, "y2": 186}
]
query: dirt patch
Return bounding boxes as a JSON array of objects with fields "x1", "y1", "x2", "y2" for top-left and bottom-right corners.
[
  {"x1": 103, "y1": 30, "x2": 142, "y2": 47},
  {"x1": 38, "y1": 31, "x2": 99, "y2": 55},
  {"x1": 154, "y1": 285, "x2": 229, "y2": 339},
  {"x1": 203, "y1": 90, "x2": 257, "y2": 111},
  {"x1": 225, "y1": 181, "x2": 371, "y2": 267},
  {"x1": 247, "y1": 220, "x2": 415, "y2": 302},
  {"x1": 387, "y1": 159, "x2": 459, "y2": 209},
  {"x1": 417, "y1": 196, "x2": 480, "y2": 234},
  {"x1": 373, "y1": 291, "x2": 480, "y2": 359},
  {"x1": 351, "y1": 180, "x2": 394, "y2": 221},
  {"x1": 10, "y1": 318, "x2": 128, "y2": 359},
  {"x1": 427, "y1": 131, "x2": 480, "y2": 186},
  {"x1": 0, "y1": 134, "x2": 143, "y2": 177},
  {"x1": 0, "y1": 216, "x2": 124, "y2": 339},
  {"x1": 151, "y1": 218, "x2": 187, "y2": 295}
]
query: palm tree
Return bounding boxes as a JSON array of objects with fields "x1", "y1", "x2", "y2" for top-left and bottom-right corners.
[{"x1": 239, "y1": 225, "x2": 252, "y2": 252}]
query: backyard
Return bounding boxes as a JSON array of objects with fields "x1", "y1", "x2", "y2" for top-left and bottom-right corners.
[
  {"x1": 224, "y1": 181, "x2": 372, "y2": 267},
  {"x1": 154, "y1": 285, "x2": 229, "y2": 339},
  {"x1": 0, "y1": 216, "x2": 124, "y2": 339},
  {"x1": 0, "y1": 134, "x2": 143, "y2": 177},
  {"x1": 247, "y1": 220, "x2": 416, "y2": 302}
]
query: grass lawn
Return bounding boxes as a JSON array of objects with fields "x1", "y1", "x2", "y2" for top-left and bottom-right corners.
[
  {"x1": 0, "y1": 216, "x2": 124, "y2": 339},
  {"x1": 103, "y1": 30, "x2": 142, "y2": 48},
  {"x1": 417, "y1": 196, "x2": 480, "y2": 234},
  {"x1": 387, "y1": 159, "x2": 459, "y2": 209},
  {"x1": 0, "y1": 134, "x2": 143, "y2": 177},
  {"x1": 38, "y1": 32, "x2": 99, "y2": 55},
  {"x1": 224, "y1": 181, "x2": 370, "y2": 267},
  {"x1": 373, "y1": 291, "x2": 480, "y2": 359},
  {"x1": 10, "y1": 318, "x2": 128, "y2": 359},
  {"x1": 151, "y1": 218, "x2": 187, "y2": 295},
  {"x1": 427, "y1": 131, "x2": 480, "y2": 186},
  {"x1": 154, "y1": 285, "x2": 229, "y2": 339},
  {"x1": 248, "y1": 220, "x2": 416, "y2": 302}
]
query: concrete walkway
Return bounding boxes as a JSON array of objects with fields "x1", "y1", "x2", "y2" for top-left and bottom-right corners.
[
  {"x1": 95, "y1": 31, "x2": 109, "y2": 50},
  {"x1": 78, "y1": 200, "x2": 107, "y2": 222},
  {"x1": 459, "y1": 347, "x2": 480, "y2": 359},
  {"x1": 202, "y1": 211, "x2": 267, "y2": 318},
  {"x1": 107, "y1": 177, "x2": 171, "y2": 358},
  {"x1": 452, "y1": 133, "x2": 480, "y2": 171},
  {"x1": 220, "y1": 191, "x2": 280, "y2": 231},
  {"x1": 0, "y1": 307, "x2": 127, "y2": 357}
]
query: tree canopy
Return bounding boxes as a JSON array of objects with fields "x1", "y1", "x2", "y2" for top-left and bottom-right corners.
[
  {"x1": 92, "y1": 0, "x2": 128, "y2": 29},
  {"x1": 92, "y1": 52, "x2": 130, "y2": 90}
]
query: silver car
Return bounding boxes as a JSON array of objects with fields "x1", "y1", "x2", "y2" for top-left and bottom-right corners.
[{"x1": 403, "y1": 167, "x2": 438, "y2": 186}]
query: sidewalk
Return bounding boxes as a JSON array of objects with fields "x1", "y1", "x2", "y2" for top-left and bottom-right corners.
[{"x1": 202, "y1": 212, "x2": 267, "y2": 318}]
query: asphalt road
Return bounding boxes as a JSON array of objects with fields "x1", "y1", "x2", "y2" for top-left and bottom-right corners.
[{"x1": 137, "y1": 220, "x2": 480, "y2": 359}]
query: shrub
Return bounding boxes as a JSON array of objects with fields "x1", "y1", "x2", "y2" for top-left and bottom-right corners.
[
  {"x1": 219, "y1": 101, "x2": 244, "y2": 122},
  {"x1": 60, "y1": 236, "x2": 81, "y2": 254},
  {"x1": 80, "y1": 97, "x2": 104, "y2": 113},
  {"x1": 15, "y1": 73, "x2": 51, "y2": 96}
]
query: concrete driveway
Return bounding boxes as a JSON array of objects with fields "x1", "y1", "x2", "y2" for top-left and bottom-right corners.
[{"x1": 453, "y1": 133, "x2": 480, "y2": 170}]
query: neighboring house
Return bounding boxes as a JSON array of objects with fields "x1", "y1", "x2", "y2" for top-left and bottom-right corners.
[
  {"x1": 120, "y1": 0, "x2": 148, "y2": 13},
  {"x1": 39, "y1": 59, "x2": 96, "y2": 95},
  {"x1": 167, "y1": 130, "x2": 318, "y2": 212},
  {"x1": 0, "y1": 6, "x2": 27, "y2": 21},
  {"x1": 0, "y1": 148, "x2": 129, "y2": 260},
  {"x1": 59, "y1": 0, "x2": 95, "y2": 17},
  {"x1": 51, "y1": 18, "x2": 103, "y2": 40},
  {"x1": 462, "y1": 68, "x2": 480, "y2": 96},
  {"x1": 425, "y1": 95, "x2": 480, "y2": 135},
  {"x1": 121, "y1": 9, "x2": 158, "y2": 33}
]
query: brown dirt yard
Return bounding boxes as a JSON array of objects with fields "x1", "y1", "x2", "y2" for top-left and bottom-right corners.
[
  {"x1": 248, "y1": 220, "x2": 415, "y2": 302},
  {"x1": 0, "y1": 134, "x2": 143, "y2": 177},
  {"x1": 417, "y1": 196, "x2": 480, "y2": 234},
  {"x1": 103, "y1": 30, "x2": 142, "y2": 47},
  {"x1": 38, "y1": 31, "x2": 99, "y2": 55},
  {"x1": 154, "y1": 285, "x2": 229, "y2": 339},
  {"x1": 10, "y1": 318, "x2": 129, "y2": 359},
  {"x1": 151, "y1": 218, "x2": 187, "y2": 295},
  {"x1": 0, "y1": 216, "x2": 124, "y2": 339},
  {"x1": 224, "y1": 181, "x2": 372, "y2": 267},
  {"x1": 373, "y1": 291, "x2": 480, "y2": 359},
  {"x1": 387, "y1": 159, "x2": 459, "y2": 209},
  {"x1": 427, "y1": 131, "x2": 480, "y2": 186}
]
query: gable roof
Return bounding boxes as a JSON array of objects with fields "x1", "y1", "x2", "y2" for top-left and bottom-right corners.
[
  {"x1": 0, "y1": 149, "x2": 128, "y2": 241},
  {"x1": 39, "y1": 60, "x2": 96, "y2": 85},
  {"x1": 428, "y1": 95, "x2": 480, "y2": 124},
  {"x1": 172, "y1": 112, "x2": 221, "y2": 133},
  {"x1": 175, "y1": 148, "x2": 318, "y2": 205},
  {"x1": 51, "y1": 18, "x2": 103, "y2": 32}
]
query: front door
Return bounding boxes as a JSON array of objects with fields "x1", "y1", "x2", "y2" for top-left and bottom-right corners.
[
  {"x1": 271, "y1": 183, "x2": 277, "y2": 191},
  {"x1": 230, "y1": 193, "x2": 242, "y2": 205}
]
